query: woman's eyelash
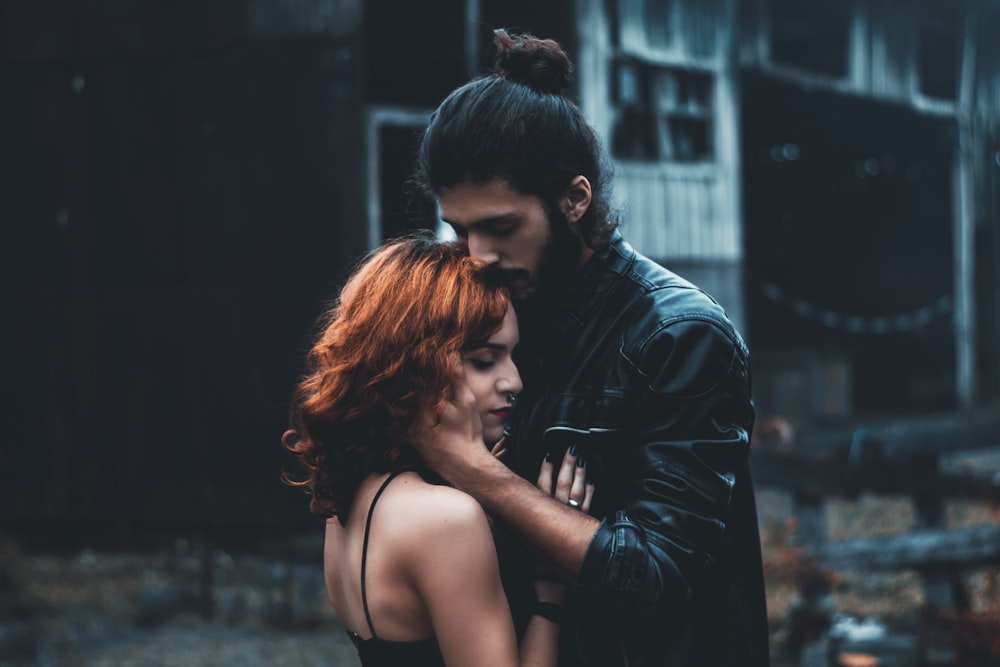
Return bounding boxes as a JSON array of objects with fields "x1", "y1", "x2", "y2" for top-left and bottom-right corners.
[{"x1": 470, "y1": 358, "x2": 494, "y2": 370}]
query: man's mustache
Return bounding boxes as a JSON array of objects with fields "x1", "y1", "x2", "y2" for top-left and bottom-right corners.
[{"x1": 481, "y1": 264, "x2": 531, "y2": 286}]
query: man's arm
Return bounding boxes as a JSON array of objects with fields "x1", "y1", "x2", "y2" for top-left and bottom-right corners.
[
  {"x1": 416, "y1": 381, "x2": 600, "y2": 577},
  {"x1": 571, "y1": 316, "x2": 755, "y2": 612}
]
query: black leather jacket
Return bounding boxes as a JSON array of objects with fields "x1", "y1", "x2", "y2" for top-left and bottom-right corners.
[{"x1": 506, "y1": 231, "x2": 769, "y2": 667}]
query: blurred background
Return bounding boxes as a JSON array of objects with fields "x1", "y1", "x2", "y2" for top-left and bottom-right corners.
[{"x1": 2, "y1": 1, "x2": 999, "y2": 665}]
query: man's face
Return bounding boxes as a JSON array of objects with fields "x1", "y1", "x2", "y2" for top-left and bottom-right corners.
[{"x1": 437, "y1": 180, "x2": 556, "y2": 301}]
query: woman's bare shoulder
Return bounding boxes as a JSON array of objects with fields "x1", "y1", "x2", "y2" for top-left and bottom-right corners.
[
  {"x1": 378, "y1": 473, "x2": 493, "y2": 564},
  {"x1": 383, "y1": 476, "x2": 499, "y2": 602},
  {"x1": 385, "y1": 473, "x2": 488, "y2": 529}
]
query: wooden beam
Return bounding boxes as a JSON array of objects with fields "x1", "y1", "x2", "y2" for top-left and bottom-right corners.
[
  {"x1": 465, "y1": 0, "x2": 479, "y2": 79},
  {"x1": 872, "y1": 414, "x2": 1000, "y2": 459},
  {"x1": 750, "y1": 447, "x2": 1000, "y2": 500},
  {"x1": 818, "y1": 525, "x2": 1000, "y2": 571},
  {"x1": 364, "y1": 107, "x2": 433, "y2": 250},
  {"x1": 954, "y1": 0, "x2": 980, "y2": 409}
]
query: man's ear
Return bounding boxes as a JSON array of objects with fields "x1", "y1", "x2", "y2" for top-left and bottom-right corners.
[{"x1": 560, "y1": 175, "x2": 592, "y2": 225}]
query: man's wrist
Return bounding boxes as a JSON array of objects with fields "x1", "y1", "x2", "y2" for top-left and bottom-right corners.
[{"x1": 451, "y1": 447, "x2": 511, "y2": 495}]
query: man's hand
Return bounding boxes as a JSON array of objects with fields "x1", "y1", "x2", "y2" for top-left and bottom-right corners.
[
  {"x1": 415, "y1": 358, "x2": 599, "y2": 578},
  {"x1": 413, "y1": 359, "x2": 493, "y2": 483}
]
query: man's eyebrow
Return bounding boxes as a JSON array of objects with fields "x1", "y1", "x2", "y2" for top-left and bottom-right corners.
[{"x1": 441, "y1": 212, "x2": 519, "y2": 230}]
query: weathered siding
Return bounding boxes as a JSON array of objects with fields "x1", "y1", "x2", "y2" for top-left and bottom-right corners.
[
  {"x1": 616, "y1": 164, "x2": 738, "y2": 259},
  {"x1": 577, "y1": 0, "x2": 741, "y2": 264},
  {"x1": 867, "y1": 0, "x2": 916, "y2": 100},
  {"x1": 741, "y1": 0, "x2": 966, "y2": 116},
  {"x1": 613, "y1": 0, "x2": 726, "y2": 65},
  {"x1": 972, "y1": 5, "x2": 1000, "y2": 399}
]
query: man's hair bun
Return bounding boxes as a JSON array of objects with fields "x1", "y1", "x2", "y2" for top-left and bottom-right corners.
[{"x1": 492, "y1": 29, "x2": 572, "y2": 95}]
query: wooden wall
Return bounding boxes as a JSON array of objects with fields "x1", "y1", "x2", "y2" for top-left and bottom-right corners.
[
  {"x1": 1, "y1": 0, "x2": 366, "y2": 537},
  {"x1": 972, "y1": 4, "x2": 1000, "y2": 400}
]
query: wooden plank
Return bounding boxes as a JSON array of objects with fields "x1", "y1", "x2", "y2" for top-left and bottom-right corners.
[
  {"x1": 777, "y1": 410, "x2": 1000, "y2": 461},
  {"x1": 818, "y1": 525, "x2": 1000, "y2": 571},
  {"x1": 939, "y1": 448, "x2": 1000, "y2": 486},
  {"x1": 954, "y1": 1, "x2": 979, "y2": 410},
  {"x1": 873, "y1": 414, "x2": 1000, "y2": 460},
  {"x1": 750, "y1": 448, "x2": 1000, "y2": 500},
  {"x1": 752, "y1": 412, "x2": 1000, "y2": 499}
]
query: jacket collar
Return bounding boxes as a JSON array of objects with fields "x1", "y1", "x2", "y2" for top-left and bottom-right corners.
[{"x1": 552, "y1": 229, "x2": 633, "y2": 334}]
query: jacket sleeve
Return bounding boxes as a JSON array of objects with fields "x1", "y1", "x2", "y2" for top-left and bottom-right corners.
[{"x1": 576, "y1": 315, "x2": 754, "y2": 613}]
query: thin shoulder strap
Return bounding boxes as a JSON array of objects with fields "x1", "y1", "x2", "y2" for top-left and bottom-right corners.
[{"x1": 360, "y1": 469, "x2": 407, "y2": 639}]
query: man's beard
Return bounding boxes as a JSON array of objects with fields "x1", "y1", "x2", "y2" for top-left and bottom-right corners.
[
  {"x1": 487, "y1": 205, "x2": 583, "y2": 342},
  {"x1": 534, "y1": 204, "x2": 584, "y2": 303},
  {"x1": 483, "y1": 206, "x2": 582, "y2": 306}
]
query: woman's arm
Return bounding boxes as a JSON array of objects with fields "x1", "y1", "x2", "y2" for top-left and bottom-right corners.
[
  {"x1": 408, "y1": 488, "x2": 521, "y2": 667},
  {"x1": 520, "y1": 448, "x2": 594, "y2": 666}
]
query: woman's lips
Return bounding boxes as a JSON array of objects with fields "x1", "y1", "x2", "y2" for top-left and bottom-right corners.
[{"x1": 489, "y1": 407, "x2": 511, "y2": 420}]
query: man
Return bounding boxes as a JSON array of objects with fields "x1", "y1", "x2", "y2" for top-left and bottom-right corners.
[{"x1": 413, "y1": 30, "x2": 769, "y2": 666}]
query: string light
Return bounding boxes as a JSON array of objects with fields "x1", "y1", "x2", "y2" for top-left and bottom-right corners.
[{"x1": 760, "y1": 281, "x2": 951, "y2": 334}]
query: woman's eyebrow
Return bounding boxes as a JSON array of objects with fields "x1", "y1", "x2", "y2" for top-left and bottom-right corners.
[{"x1": 463, "y1": 341, "x2": 505, "y2": 351}]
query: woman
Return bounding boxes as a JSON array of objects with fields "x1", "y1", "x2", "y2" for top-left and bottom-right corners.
[{"x1": 282, "y1": 234, "x2": 593, "y2": 666}]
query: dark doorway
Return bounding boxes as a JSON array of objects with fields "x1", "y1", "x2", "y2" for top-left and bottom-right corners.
[
  {"x1": 742, "y1": 74, "x2": 956, "y2": 416},
  {"x1": 378, "y1": 123, "x2": 433, "y2": 240}
]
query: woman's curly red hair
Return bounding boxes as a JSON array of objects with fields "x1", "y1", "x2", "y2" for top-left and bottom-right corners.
[{"x1": 282, "y1": 233, "x2": 509, "y2": 521}]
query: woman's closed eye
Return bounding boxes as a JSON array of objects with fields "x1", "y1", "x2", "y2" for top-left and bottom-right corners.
[{"x1": 468, "y1": 357, "x2": 495, "y2": 371}]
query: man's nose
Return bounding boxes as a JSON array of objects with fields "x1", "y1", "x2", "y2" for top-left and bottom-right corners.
[{"x1": 467, "y1": 234, "x2": 500, "y2": 264}]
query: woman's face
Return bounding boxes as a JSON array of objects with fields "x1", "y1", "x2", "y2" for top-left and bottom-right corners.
[{"x1": 461, "y1": 305, "x2": 523, "y2": 447}]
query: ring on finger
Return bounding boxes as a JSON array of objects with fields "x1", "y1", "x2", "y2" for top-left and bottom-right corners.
[{"x1": 567, "y1": 499, "x2": 580, "y2": 508}]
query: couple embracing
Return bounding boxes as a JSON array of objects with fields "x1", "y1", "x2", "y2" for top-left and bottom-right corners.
[{"x1": 284, "y1": 30, "x2": 769, "y2": 667}]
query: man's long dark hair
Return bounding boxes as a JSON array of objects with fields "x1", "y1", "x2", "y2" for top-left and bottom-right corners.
[{"x1": 414, "y1": 29, "x2": 617, "y2": 251}]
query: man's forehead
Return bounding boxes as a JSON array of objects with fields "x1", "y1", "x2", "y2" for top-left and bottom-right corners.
[
  {"x1": 441, "y1": 211, "x2": 521, "y2": 230},
  {"x1": 437, "y1": 181, "x2": 542, "y2": 222}
]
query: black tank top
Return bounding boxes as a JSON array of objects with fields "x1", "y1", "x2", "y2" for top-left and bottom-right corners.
[{"x1": 347, "y1": 470, "x2": 446, "y2": 667}]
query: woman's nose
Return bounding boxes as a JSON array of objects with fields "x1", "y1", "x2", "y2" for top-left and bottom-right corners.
[{"x1": 498, "y1": 365, "x2": 523, "y2": 397}]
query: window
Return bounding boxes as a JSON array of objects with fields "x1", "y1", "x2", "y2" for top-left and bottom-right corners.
[{"x1": 611, "y1": 61, "x2": 713, "y2": 162}]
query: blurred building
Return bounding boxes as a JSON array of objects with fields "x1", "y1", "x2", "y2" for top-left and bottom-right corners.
[
  {"x1": 2, "y1": 0, "x2": 998, "y2": 534},
  {"x1": 359, "y1": 0, "x2": 1000, "y2": 421}
]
